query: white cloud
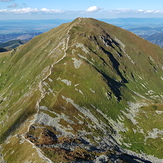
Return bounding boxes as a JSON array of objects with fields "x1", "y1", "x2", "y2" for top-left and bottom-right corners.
[
  {"x1": 86, "y1": 6, "x2": 101, "y2": 13},
  {"x1": 144, "y1": 10, "x2": 161, "y2": 14},
  {"x1": 138, "y1": 9, "x2": 144, "y2": 12},
  {"x1": 107, "y1": 9, "x2": 162, "y2": 15},
  {"x1": 40, "y1": 8, "x2": 63, "y2": 13},
  {"x1": 0, "y1": 7, "x2": 162, "y2": 18},
  {"x1": 0, "y1": 7, "x2": 64, "y2": 14}
]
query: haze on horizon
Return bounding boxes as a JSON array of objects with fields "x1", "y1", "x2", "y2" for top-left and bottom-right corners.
[{"x1": 0, "y1": 0, "x2": 163, "y2": 20}]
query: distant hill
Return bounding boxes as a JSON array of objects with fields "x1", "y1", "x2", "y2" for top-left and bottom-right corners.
[
  {"x1": 0, "y1": 39, "x2": 27, "y2": 52},
  {"x1": 143, "y1": 33, "x2": 163, "y2": 47},
  {"x1": 0, "y1": 47, "x2": 7, "y2": 52}
]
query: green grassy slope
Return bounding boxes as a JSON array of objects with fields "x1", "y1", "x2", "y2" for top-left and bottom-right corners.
[{"x1": 1, "y1": 18, "x2": 163, "y2": 162}]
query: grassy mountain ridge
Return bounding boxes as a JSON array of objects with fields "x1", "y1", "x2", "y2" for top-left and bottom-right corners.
[{"x1": 1, "y1": 17, "x2": 163, "y2": 162}]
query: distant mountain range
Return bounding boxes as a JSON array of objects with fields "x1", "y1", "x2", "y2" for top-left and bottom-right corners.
[
  {"x1": 142, "y1": 33, "x2": 163, "y2": 47},
  {"x1": 0, "y1": 18, "x2": 163, "y2": 51},
  {"x1": 1, "y1": 18, "x2": 163, "y2": 163},
  {"x1": 1, "y1": 18, "x2": 163, "y2": 50}
]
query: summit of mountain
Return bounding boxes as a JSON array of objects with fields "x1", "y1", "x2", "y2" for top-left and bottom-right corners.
[{"x1": 1, "y1": 17, "x2": 163, "y2": 163}]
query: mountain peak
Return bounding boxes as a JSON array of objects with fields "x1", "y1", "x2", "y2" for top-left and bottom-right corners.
[
  {"x1": 1, "y1": 18, "x2": 163, "y2": 163},
  {"x1": 73, "y1": 17, "x2": 93, "y2": 21}
]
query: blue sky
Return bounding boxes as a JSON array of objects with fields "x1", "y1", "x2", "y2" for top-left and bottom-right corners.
[{"x1": 0, "y1": 0, "x2": 163, "y2": 19}]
